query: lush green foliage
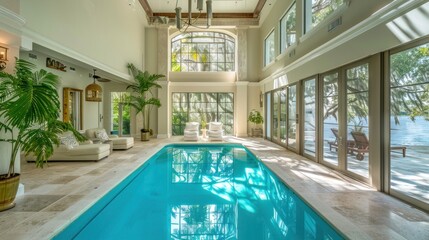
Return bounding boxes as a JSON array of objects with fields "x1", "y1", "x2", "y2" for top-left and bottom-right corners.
[
  {"x1": 111, "y1": 92, "x2": 131, "y2": 135},
  {"x1": 248, "y1": 110, "x2": 264, "y2": 125},
  {"x1": 171, "y1": 32, "x2": 235, "y2": 72},
  {"x1": 126, "y1": 63, "x2": 164, "y2": 132},
  {"x1": 171, "y1": 93, "x2": 234, "y2": 135},
  {"x1": 0, "y1": 59, "x2": 85, "y2": 176},
  {"x1": 391, "y1": 45, "x2": 429, "y2": 123}
]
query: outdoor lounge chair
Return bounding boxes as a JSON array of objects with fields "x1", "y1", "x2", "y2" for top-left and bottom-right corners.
[
  {"x1": 184, "y1": 122, "x2": 199, "y2": 141},
  {"x1": 328, "y1": 128, "x2": 355, "y2": 152},
  {"x1": 207, "y1": 122, "x2": 224, "y2": 141},
  {"x1": 350, "y1": 131, "x2": 406, "y2": 160}
]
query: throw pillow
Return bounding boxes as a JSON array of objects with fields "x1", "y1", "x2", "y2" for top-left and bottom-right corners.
[
  {"x1": 95, "y1": 129, "x2": 109, "y2": 141},
  {"x1": 60, "y1": 134, "x2": 79, "y2": 149}
]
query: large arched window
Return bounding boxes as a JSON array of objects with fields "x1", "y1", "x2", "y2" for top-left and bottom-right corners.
[{"x1": 171, "y1": 32, "x2": 235, "y2": 72}]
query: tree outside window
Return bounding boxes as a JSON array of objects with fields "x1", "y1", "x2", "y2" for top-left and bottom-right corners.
[{"x1": 305, "y1": 0, "x2": 344, "y2": 33}]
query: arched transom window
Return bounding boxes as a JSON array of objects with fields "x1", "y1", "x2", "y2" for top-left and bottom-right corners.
[{"x1": 171, "y1": 32, "x2": 235, "y2": 72}]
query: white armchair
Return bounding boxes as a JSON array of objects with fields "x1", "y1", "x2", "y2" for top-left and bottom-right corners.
[
  {"x1": 207, "y1": 122, "x2": 224, "y2": 141},
  {"x1": 184, "y1": 122, "x2": 199, "y2": 141}
]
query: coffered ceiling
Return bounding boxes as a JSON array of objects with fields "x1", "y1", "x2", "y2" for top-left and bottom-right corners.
[{"x1": 138, "y1": 0, "x2": 268, "y2": 26}]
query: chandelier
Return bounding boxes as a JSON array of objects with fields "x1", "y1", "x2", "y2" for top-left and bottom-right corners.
[{"x1": 175, "y1": 0, "x2": 213, "y2": 31}]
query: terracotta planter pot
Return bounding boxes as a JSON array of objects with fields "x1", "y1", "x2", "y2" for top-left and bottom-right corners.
[{"x1": 0, "y1": 174, "x2": 20, "y2": 212}]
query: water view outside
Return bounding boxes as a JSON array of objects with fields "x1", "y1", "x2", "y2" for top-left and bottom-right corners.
[
  {"x1": 390, "y1": 116, "x2": 429, "y2": 203},
  {"x1": 322, "y1": 72, "x2": 339, "y2": 166},
  {"x1": 390, "y1": 42, "x2": 429, "y2": 204},
  {"x1": 304, "y1": 78, "x2": 316, "y2": 157},
  {"x1": 55, "y1": 145, "x2": 343, "y2": 239}
]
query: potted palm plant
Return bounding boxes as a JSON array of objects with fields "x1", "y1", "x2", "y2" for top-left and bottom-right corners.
[
  {"x1": 248, "y1": 109, "x2": 264, "y2": 137},
  {"x1": 126, "y1": 63, "x2": 164, "y2": 141},
  {"x1": 0, "y1": 59, "x2": 84, "y2": 211}
]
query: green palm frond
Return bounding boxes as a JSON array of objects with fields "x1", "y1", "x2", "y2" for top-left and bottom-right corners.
[
  {"x1": 126, "y1": 63, "x2": 164, "y2": 130},
  {"x1": 0, "y1": 58, "x2": 84, "y2": 175}
]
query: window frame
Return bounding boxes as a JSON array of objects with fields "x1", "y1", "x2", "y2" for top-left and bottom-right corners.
[
  {"x1": 264, "y1": 29, "x2": 276, "y2": 67},
  {"x1": 303, "y1": 0, "x2": 347, "y2": 35},
  {"x1": 171, "y1": 92, "x2": 234, "y2": 136},
  {"x1": 170, "y1": 31, "x2": 236, "y2": 72},
  {"x1": 280, "y1": 1, "x2": 297, "y2": 55}
]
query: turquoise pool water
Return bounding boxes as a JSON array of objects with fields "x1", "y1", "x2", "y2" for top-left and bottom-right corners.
[{"x1": 54, "y1": 144, "x2": 343, "y2": 240}]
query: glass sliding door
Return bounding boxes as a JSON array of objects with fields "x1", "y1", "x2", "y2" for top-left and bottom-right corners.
[
  {"x1": 272, "y1": 91, "x2": 280, "y2": 141},
  {"x1": 280, "y1": 89, "x2": 287, "y2": 144},
  {"x1": 346, "y1": 64, "x2": 369, "y2": 178},
  {"x1": 111, "y1": 92, "x2": 131, "y2": 136},
  {"x1": 265, "y1": 92, "x2": 272, "y2": 140},
  {"x1": 390, "y1": 41, "x2": 429, "y2": 206},
  {"x1": 322, "y1": 72, "x2": 339, "y2": 166},
  {"x1": 287, "y1": 85, "x2": 297, "y2": 150},
  {"x1": 303, "y1": 78, "x2": 316, "y2": 157}
]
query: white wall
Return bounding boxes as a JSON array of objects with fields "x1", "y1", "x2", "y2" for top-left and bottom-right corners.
[
  {"x1": 19, "y1": 49, "x2": 104, "y2": 130},
  {"x1": 20, "y1": 0, "x2": 147, "y2": 81},
  {"x1": 0, "y1": 0, "x2": 19, "y2": 13}
]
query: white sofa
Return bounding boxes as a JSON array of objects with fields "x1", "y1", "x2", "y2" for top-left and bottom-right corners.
[
  {"x1": 85, "y1": 128, "x2": 134, "y2": 150},
  {"x1": 184, "y1": 122, "x2": 199, "y2": 141},
  {"x1": 26, "y1": 131, "x2": 110, "y2": 162}
]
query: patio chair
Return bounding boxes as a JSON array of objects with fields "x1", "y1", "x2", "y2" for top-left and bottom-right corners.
[
  {"x1": 351, "y1": 131, "x2": 407, "y2": 160},
  {"x1": 328, "y1": 128, "x2": 355, "y2": 152},
  {"x1": 207, "y1": 122, "x2": 224, "y2": 141},
  {"x1": 184, "y1": 122, "x2": 199, "y2": 141},
  {"x1": 350, "y1": 131, "x2": 369, "y2": 160}
]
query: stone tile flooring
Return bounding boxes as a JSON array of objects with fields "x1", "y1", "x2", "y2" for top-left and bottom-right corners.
[{"x1": 0, "y1": 137, "x2": 428, "y2": 239}]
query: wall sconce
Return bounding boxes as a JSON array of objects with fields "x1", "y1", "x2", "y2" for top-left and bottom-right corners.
[
  {"x1": 85, "y1": 69, "x2": 102, "y2": 102},
  {"x1": 0, "y1": 46, "x2": 8, "y2": 71}
]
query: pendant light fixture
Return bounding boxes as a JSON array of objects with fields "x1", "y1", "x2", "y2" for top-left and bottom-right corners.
[{"x1": 85, "y1": 69, "x2": 102, "y2": 102}]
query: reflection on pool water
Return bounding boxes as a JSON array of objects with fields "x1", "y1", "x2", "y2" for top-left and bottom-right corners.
[{"x1": 54, "y1": 144, "x2": 343, "y2": 240}]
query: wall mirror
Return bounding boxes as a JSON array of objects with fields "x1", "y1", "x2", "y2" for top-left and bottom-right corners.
[{"x1": 63, "y1": 87, "x2": 83, "y2": 130}]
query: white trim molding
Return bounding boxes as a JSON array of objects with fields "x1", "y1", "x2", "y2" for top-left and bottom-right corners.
[
  {"x1": 169, "y1": 81, "x2": 237, "y2": 87},
  {"x1": 0, "y1": 6, "x2": 25, "y2": 36},
  {"x1": 21, "y1": 28, "x2": 133, "y2": 84}
]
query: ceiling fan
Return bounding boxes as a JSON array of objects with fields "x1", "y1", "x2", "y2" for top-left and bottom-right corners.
[{"x1": 91, "y1": 69, "x2": 111, "y2": 82}]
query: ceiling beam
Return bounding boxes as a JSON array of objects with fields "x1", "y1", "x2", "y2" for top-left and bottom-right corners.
[
  {"x1": 138, "y1": 0, "x2": 153, "y2": 17},
  {"x1": 153, "y1": 12, "x2": 254, "y2": 19},
  {"x1": 140, "y1": 0, "x2": 268, "y2": 25},
  {"x1": 253, "y1": 0, "x2": 267, "y2": 18}
]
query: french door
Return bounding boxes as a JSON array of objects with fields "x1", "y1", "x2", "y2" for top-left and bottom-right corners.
[
  {"x1": 320, "y1": 61, "x2": 371, "y2": 181},
  {"x1": 111, "y1": 92, "x2": 131, "y2": 136}
]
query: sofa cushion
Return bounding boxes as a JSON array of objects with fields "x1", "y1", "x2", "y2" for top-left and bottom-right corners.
[
  {"x1": 110, "y1": 137, "x2": 133, "y2": 145},
  {"x1": 95, "y1": 129, "x2": 109, "y2": 141},
  {"x1": 54, "y1": 143, "x2": 110, "y2": 155},
  {"x1": 185, "y1": 122, "x2": 199, "y2": 131},
  {"x1": 59, "y1": 132, "x2": 79, "y2": 149},
  {"x1": 209, "y1": 122, "x2": 222, "y2": 131},
  {"x1": 85, "y1": 128, "x2": 99, "y2": 139}
]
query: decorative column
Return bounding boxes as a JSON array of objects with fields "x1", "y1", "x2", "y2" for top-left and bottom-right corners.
[
  {"x1": 235, "y1": 27, "x2": 249, "y2": 137},
  {"x1": 157, "y1": 80, "x2": 170, "y2": 138},
  {"x1": 156, "y1": 26, "x2": 169, "y2": 138},
  {"x1": 236, "y1": 27, "x2": 248, "y2": 82},
  {"x1": 235, "y1": 81, "x2": 249, "y2": 137}
]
